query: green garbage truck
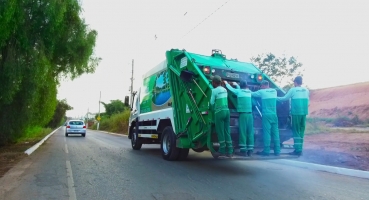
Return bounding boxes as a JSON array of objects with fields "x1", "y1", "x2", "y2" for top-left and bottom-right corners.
[{"x1": 128, "y1": 49, "x2": 296, "y2": 161}]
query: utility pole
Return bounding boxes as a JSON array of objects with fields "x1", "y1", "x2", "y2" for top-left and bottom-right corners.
[
  {"x1": 97, "y1": 91, "x2": 101, "y2": 130},
  {"x1": 130, "y1": 59, "x2": 134, "y2": 108}
]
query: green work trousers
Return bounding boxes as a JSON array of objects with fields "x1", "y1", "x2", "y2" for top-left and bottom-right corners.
[
  {"x1": 262, "y1": 114, "x2": 280, "y2": 154},
  {"x1": 238, "y1": 113, "x2": 254, "y2": 152},
  {"x1": 292, "y1": 115, "x2": 306, "y2": 153},
  {"x1": 215, "y1": 110, "x2": 233, "y2": 154}
]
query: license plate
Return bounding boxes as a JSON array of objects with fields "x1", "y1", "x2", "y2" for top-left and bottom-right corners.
[
  {"x1": 151, "y1": 135, "x2": 158, "y2": 139},
  {"x1": 226, "y1": 72, "x2": 239, "y2": 78}
]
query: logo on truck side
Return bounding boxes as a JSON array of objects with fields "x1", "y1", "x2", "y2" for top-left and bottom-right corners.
[{"x1": 152, "y1": 70, "x2": 171, "y2": 106}]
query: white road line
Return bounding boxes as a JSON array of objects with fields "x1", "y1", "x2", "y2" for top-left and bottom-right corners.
[
  {"x1": 66, "y1": 161, "x2": 77, "y2": 200},
  {"x1": 65, "y1": 144, "x2": 69, "y2": 154},
  {"x1": 92, "y1": 130, "x2": 127, "y2": 137},
  {"x1": 270, "y1": 160, "x2": 369, "y2": 179},
  {"x1": 24, "y1": 127, "x2": 60, "y2": 155}
]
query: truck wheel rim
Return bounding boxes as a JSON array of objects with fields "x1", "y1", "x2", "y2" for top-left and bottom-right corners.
[
  {"x1": 132, "y1": 132, "x2": 137, "y2": 146},
  {"x1": 163, "y1": 133, "x2": 170, "y2": 155}
]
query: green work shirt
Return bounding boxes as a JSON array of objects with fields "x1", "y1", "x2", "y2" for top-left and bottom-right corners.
[
  {"x1": 277, "y1": 86, "x2": 310, "y2": 115},
  {"x1": 251, "y1": 88, "x2": 277, "y2": 115},
  {"x1": 210, "y1": 86, "x2": 228, "y2": 113},
  {"x1": 225, "y1": 83, "x2": 252, "y2": 113}
]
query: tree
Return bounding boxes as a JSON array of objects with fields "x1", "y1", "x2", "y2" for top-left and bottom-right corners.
[
  {"x1": 124, "y1": 96, "x2": 130, "y2": 107},
  {"x1": 0, "y1": 0, "x2": 100, "y2": 145},
  {"x1": 47, "y1": 99, "x2": 73, "y2": 128},
  {"x1": 250, "y1": 53, "x2": 304, "y2": 90},
  {"x1": 101, "y1": 100, "x2": 127, "y2": 117}
]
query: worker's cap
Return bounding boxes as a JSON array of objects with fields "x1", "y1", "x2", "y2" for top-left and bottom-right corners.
[
  {"x1": 210, "y1": 75, "x2": 222, "y2": 83},
  {"x1": 294, "y1": 76, "x2": 303, "y2": 85}
]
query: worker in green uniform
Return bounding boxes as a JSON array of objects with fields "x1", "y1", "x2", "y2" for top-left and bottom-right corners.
[
  {"x1": 224, "y1": 80, "x2": 254, "y2": 156},
  {"x1": 210, "y1": 75, "x2": 233, "y2": 157},
  {"x1": 277, "y1": 76, "x2": 309, "y2": 156},
  {"x1": 251, "y1": 80, "x2": 280, "y2": 156}
]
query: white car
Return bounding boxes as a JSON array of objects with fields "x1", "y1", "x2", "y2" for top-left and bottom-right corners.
[{"x1": 65, "y1": 120, "x2": 86, "y2": 137}]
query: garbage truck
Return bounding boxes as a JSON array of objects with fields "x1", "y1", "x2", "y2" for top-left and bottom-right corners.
[{"x1": 128, "y1": 49, "x2": 296, "y2": 161}]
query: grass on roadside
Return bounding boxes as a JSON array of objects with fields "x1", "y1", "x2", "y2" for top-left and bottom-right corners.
[
  {"x1": 90, "y1": 110, "x2": 130, "y2": 135},
  {"x1": 305, "y1": 118, "x2": 331, "y2": 135},
  {"x1": 305, "y1": 117, "x2": 369, "y2": 135},
  {"x1": 16, "y1": 126, "x2": 52, "y2": 144}
]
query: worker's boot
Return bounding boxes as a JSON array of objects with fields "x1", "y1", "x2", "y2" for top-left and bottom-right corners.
[
  {"x1": 289, "y1": 150, "x2": 302, "y2": 156},
  {"x1": 235, "y1": 151, "x2": 247, "y2": 157},
  {"x1": 247, "y1": 150, "x2": 253, "y2": 157},
  {"x1": 212, "y1": 151, "x2": 227, "y2": 159}
]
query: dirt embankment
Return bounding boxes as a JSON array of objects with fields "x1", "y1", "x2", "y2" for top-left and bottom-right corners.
[
  {"x1": 301, "y1": 81, "x2": 369, "y2": 171},
  {"x1": 308, "y1": 82, "x2": 369, "y2": 120}
]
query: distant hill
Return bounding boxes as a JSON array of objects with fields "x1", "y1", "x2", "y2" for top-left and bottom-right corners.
[{"x1": 308, "y1": 82, "x2": 369, "y2": 120}]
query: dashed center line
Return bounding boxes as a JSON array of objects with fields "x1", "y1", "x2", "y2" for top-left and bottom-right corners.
[
  {"x1": 66, "y1": 160, "x2": 77, "y2": 200},
  {"x1": 65, "y1": 144, "x2": 69, "y2": 154}
]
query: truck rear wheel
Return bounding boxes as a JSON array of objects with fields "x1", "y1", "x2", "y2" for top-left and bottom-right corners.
[
  {"x1": 161, "y1": 126, "x2": 180, "y2": 161},
  {"x1": 131, "y1": 127, "x2": 142, "y2": 150}
]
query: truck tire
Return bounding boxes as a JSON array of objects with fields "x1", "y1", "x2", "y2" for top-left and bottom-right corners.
[
  {"x1": 178, "y1": 148, "x2": 189, "y2": 161},
  {"x1": 131, "y1": 127, "x2": 142, "y2": 150},
  {"x1": 161, "y1": 126, "x2": 180, "y2": 161}
]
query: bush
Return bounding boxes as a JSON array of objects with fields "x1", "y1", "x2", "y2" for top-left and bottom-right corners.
[
  {"x1": 333, "y1": 116, "x2": 353, "y2": 127},
  {"x1": 92, "y1": 110, "x2": 130, "y2": 134},
  {"x1": 307, "y1": 116, "x2": 366, "y2": 127},
  {"x1": 332, "y1": 116, "x2": 364, "y2": 127},
  {"x1": 109, "y1": 111, "x2": 130, "y2": 133},
  {"x1": 351, "y1": 115, "x2": 363, "y2": 125}
]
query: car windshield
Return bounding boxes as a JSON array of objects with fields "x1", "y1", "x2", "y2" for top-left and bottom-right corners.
[{"x1": 69, "y1": 121, "x2": 84, "y2": 125}]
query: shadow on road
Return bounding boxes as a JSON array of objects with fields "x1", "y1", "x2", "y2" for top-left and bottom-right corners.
[{"x1": 129, "y1": 147, "x2": 254, "y2": 176}]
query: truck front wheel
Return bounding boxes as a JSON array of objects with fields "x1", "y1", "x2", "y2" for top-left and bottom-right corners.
[
  {"x1": 131, "y1": 127, "x2": 142, "y2": 150},
  {"x1": 161, "y1": 126, "x2": 180, "y2": 161}
]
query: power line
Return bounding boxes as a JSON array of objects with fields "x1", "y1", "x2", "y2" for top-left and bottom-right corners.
[{"x1": 177, "y1": 0, "x2": 232, "y2": 41}]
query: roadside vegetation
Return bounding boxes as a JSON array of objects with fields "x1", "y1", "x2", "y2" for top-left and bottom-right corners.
[
  {"x1": 16, "y1": 127, "x2": 53, "y2": 144},
  {"x1": 90, "y1": 111, "x2": 130, "y2": 134},
  {"x1": 305, "y1": 116, "x2": 369, "y2": 135},
  {"x1": 0, "y1": 0, "x2": 100, "y2": 146},
  {"x1": 89, "y1": 100, "x2": 130, "y2": 134}
]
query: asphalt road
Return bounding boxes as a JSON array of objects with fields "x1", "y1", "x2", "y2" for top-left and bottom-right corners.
[{"x1": 1, "y1": 128, "x2": 368, "y2": 200}]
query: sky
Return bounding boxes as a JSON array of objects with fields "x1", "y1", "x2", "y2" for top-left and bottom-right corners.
[{"x1": 57, "y1": 0, "x2": 369, "y2": 118}]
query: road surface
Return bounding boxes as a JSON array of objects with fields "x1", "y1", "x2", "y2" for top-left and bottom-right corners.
[{"x1": 0, "y1": 128, "x2": 368, "y2": 200}]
